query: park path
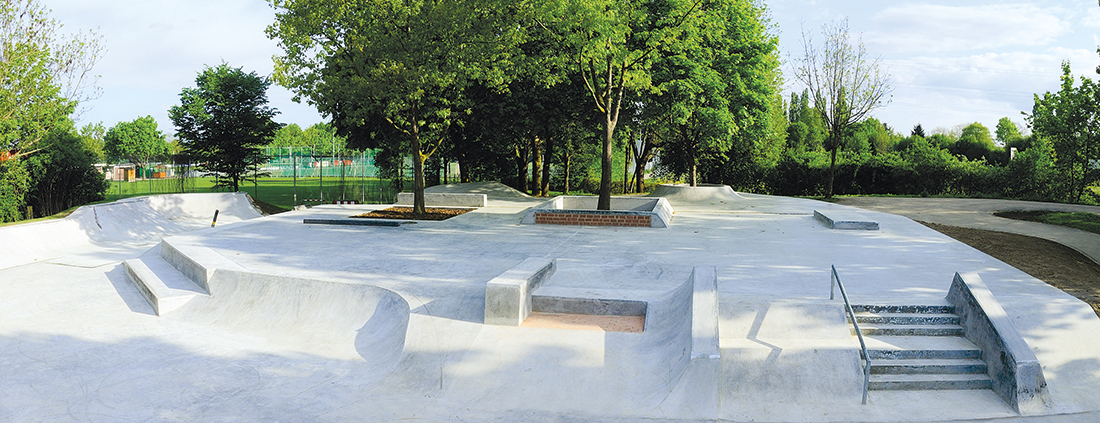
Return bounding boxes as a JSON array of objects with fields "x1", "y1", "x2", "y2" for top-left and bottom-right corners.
[{"x1": 835, "y1": 197, "x2": 1100, "y2": 267}]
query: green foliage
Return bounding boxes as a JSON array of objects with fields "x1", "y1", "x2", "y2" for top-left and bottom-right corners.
[
  {"x1": 269, "y1": 0, "x2": 523, "y2": 212},
  {"x1": 0, "y1": 0, "x2": 102, "y2": 156},
  {"x1": 104, "y1": 116, "x2": 169, "y2": 168},
  {"x1": 1028, "y1": 61, "x2": 1100, "y2": 203},
  {"x1": 995, "y1": 117, "x2": 1023, "y2": 146},
  {"x1": 170, "y1": 64, "x2": 281, "y2": 192},
  {"x1": 23, "y1": 122, "x2": 108, "y2": 217},
  {"x1": 271, "y1": 123, "x2": 345, "y2": 153},
  {"x1": 78, "y1": 122, "x2": 106, "y2": 162},
  {"x1": 995, "y1": 210, "x2": 1100, "y2": 235},
  {"x1": 0, "y1": 159, "x2": 31, "y2": 221},
  {"x1": 950, "y1": 122, "x2": 1004, "y2": 164}
]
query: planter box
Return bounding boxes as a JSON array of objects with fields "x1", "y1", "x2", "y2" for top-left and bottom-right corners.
[{"x1": 520, "y1": 196, "x2": 673, "y2": 228}]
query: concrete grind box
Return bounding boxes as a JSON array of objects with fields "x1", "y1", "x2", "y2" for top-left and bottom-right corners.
[{"x1": 520, "y1": 196, "x2": 674, "y2": 228}]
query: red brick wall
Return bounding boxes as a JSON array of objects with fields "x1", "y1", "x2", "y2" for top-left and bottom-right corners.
[{"x1": 534, "y1": 212, "x2": 651, "y2": 227}]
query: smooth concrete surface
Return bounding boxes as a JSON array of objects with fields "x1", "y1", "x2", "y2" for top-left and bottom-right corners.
[
  {"x1": 948, "y1": 272, "x2": 1050, "y2": 414},
  {"x1": 0, "y1": 192, "x2": 261, "y2": 270},
  {"x1": 836, "y1": 197, "x2": 1100, "y2": 266},
  {"x1": 2, "y1": 184, "x2": 1100, "y2": 421}
]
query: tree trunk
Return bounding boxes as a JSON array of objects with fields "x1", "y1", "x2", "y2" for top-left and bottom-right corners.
[
  {"x1": 598, "y1": 116, "x2": 615, "y2": 210},
  {"x1": 531, "y1": 137, "x2": 543, "y2": 196},
  {"x1": 541, "y1": 137, "x2": 553, "y2": 196},
  {"x1": 411, "y1": 133, "x2": 426, "y2": 214},
  {"x1": 515, "y1": 143, "x2": 528, "y2": 193},
  {"x1": 564, "y1": 149, "x2": 571, "y2": 195},
  {"x1": 689, "y1": 141, "x2": 698, "y2": 187},
  {"x1": 826, "y1": 146, "x2": 838, "y2": 199},
  {"x1": 458, "y1": 153, "x2": 469, "y2": 183}
]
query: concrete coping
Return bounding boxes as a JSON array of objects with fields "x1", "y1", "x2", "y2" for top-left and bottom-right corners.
[
  {"x1": 690, "y1": 266, "x2": 720, "y2": 360},
  {"x1": 520, "y1": 196, "x2": 674, "y2": 228},
  {"x1": 303, "y1": 218, "x2": 404, "y2": 227},
  {"x1": 395, "y1": 192, "x2": 487, "y2": 207},
  {"x1": 483, "y1": 257, "x2": 557, "y2": 326},
  {"x1": 946, "y1": 272, "x2": 1049, "y2": 415},
  {"x1": 814, "y1": 210, "x2": 880, "y2": 230},
  {"x1": 530, "y1": 296, "x2": 647, "y2": 317}
]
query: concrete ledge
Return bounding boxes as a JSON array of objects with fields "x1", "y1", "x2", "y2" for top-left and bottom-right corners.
[
  {"x1": 946, "y1": 272, "x2": 1049, "y2": 415},
  {"x1": 814, "y1": 210, "x2": 880, "y2": 230},
  {"x1": 691, "y1": 266, "x2": 720, "y2": 360},
  {"x1": 304, "y1": 218, "x2": 403, "y2": 227},
  {"x1": 531, "y1": 296, "x2": 647, "y2": 316},
  {"x1": 484, "y1": 257, "x2": 556, "y2": 326},
  {"x1": 160, "y1": 238, "x2": 245, "y2": 293},
  {"x1": 123, "y1": 258, "x2": 203, "y2": 315},
  {"x1": 396, "y1": 192, "x2": 487, "y2": 207}
]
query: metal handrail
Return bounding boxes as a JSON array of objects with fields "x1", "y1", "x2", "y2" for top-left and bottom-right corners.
[{"x1": 831, "y1": 265, "x2": 871, "y2": 405}]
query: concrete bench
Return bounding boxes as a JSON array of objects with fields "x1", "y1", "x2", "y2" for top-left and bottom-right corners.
[
  {"x1": 396, "y1": 193, "x2": 487, "y2": 207},
  {"x1": 484, "y1": 257, "x2": 556, "y2": 326},
  {"x1": 814, "y1": 210, "x2": 879, "y2": 230}
]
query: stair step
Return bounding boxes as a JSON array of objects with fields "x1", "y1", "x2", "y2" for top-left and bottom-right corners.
[
  {"x1": 864, "y1": 336, "x2": 982, "y2": 360},
  {"x1": 123, "y1": 246, "x2": 207, "y2": 316},
  {"x1": 869, "y1": 359, "x2": 987, "y2": 375},
  {"x1": 852, "y1": 304, "x2": 954, "y2": 314},
  {"x1": 868, "y1": 374, "x2": 992, "y2": 391},
  {"x1": 852, "y1": 312, "x2": 960, "y2": 325},
  {"x1": 854, "y1": 324, "x2": 964, "y2": 337}
]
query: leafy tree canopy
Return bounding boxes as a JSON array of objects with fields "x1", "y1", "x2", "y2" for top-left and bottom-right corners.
[
  {"x1": 169, "y1": 64, "x2": 281, "y2": 192},
  {"x1": 104, "y1": 116, "x2": 168, "y2": 168}
]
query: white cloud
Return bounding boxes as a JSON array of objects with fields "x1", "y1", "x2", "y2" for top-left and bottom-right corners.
[{"x1": 866, "y1": 4, "x2": 1070, "y2": 54}]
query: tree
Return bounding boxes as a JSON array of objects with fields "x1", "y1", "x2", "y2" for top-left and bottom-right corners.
[
  {"x1": 104, "y1": 116, "x2": 169, "y2": 172},
  {"x1": 911, "y1": 123, "x2": 925, "y2": 138},
  {"x1": 268, "y1": 0, "x2": 522, "y2": 214},
  {"x1": 995, "y1": 117, "x2": 1023, "y2": 147},
  {"x1": 793, "y1": 19, "x2": 892, "y2": 198},
  {"x1": 0, "y1": 0, "x2": 102, "y2": 158},
  {"x1": 1028, "y1": 61, "x2": 1100, "y2": 202},
  {"x1": 951, "y1": 122, "x2": 1002, "y2": 163},
  {"x1": 534, "y1": 0, "x2": 709, "y2": 209},
  {"x1": 169, "y1": 64, "x2": 280, "y2": 192}
]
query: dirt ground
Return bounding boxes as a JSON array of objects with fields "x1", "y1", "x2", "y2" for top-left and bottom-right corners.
[
  {"x1": 920, "y1": 221, "x2": 1100, "y2": 317},
  {"x1": 351, "y1": 206, "x2": 473, "y2": 221}
]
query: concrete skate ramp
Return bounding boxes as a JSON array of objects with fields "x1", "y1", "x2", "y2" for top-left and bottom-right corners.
[
  {"x1": 172, "y1": 269, "x2": 410, "y2": 366},
  {"x1": 425, "y1": 181, "x2": 531, "y2": 198},
  {"x1": 647, "y1": 184, "x2": 745, "y2": 204},
  {"x1": 0, "y1": 193, "x2": 261, "y2": 269}
]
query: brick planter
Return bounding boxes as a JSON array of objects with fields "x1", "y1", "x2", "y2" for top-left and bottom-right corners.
[{"x1": 521, "y1": 196, "x2": 673, "y2": 228}]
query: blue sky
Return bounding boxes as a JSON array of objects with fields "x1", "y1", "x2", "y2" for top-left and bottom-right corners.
[{"x1": 49, "y1": 0, "x2": 1100, "y2": 137}]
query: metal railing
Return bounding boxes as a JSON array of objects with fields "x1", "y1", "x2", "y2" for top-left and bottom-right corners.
[{"x1": 831, "y1": 265, "x2": 871, "y2": 405}]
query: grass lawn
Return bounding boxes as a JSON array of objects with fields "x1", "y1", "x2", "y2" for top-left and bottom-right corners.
[{"x1": 994, "y1": 210, "x2": 1100, "y2": 235}]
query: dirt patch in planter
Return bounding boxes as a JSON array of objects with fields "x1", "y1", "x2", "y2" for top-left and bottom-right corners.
[{"x1": 351, "y1": 207, "x2": 473, "y2": 221}]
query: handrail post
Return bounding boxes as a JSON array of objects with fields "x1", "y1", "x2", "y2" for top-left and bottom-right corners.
[{"x1": 831, "y1": 265, "x2": 870, "y2": 405}]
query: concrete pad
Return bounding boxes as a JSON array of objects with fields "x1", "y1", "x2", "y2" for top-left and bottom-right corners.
[{"x1": 2, "y1": 189, "x2": 1100, "y2": 421}]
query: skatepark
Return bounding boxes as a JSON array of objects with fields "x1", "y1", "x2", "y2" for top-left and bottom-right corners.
[{"x1": 2, "y1": 184, "x2": 1099, "y2": 422}]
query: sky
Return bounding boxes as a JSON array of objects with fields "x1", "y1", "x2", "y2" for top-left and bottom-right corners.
[{"x1": 48, "y1": 0, "x2": 1100, "y2": 138}]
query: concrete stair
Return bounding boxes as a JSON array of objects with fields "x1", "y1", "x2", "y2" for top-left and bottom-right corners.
[
  {"x1": 852, "y1": 304, "x2": 992, "y2": 392},
  {"x1": 123, "y1": 245, "x2": 208, "y2": 316}
]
